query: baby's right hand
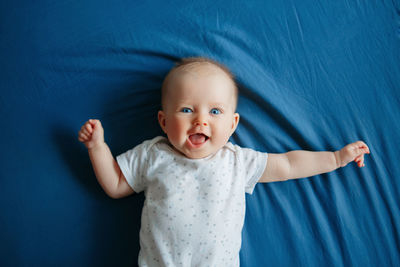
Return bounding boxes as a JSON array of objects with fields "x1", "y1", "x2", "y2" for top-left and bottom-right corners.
[{"x1": 78, "y1": 119, "x2": 105, "y2": 149}]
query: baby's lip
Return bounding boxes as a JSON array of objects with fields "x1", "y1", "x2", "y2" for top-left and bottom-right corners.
[
  {"x1": 187, "y1": 129, "x2": 210, "y2": 138},
  {"x1": 187, "y1": 133, "x2": 209, "y2": 147}
]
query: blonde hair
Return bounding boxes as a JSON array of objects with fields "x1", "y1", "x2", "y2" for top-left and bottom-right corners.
[{"x1": 161, "y1": 57, "x2": 238, "y2": 110}]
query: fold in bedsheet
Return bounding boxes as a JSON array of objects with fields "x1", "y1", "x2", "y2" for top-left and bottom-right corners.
[{"x1": 1, "y1": 0, "x2": 399, "y2": 266}]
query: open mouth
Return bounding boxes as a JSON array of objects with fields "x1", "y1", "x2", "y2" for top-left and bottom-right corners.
[{"x1": 188, "y1": 133, "x2": 209, "y2": 146}]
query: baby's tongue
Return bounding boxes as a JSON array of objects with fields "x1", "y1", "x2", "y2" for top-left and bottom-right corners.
[{"x1": 189, "y1": 134, "x2": 206, "y2": 145}]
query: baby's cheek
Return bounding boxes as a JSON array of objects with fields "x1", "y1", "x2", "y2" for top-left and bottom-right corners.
[
  {"x1": 215, "y1": 125, "x2": 233, "y2": 144},
  {"x1": 168, "y1": 121, "x2": 187, "y2": 143}
]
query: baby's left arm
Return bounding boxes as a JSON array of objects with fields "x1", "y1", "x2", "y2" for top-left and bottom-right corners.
[{"x1": 259, "y1": 141, "x2": 370, "y2": 183}]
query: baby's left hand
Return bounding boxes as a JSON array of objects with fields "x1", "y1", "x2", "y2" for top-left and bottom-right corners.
[{"x1": 336, "y1": 141, "x2": 370, "y2": 168}]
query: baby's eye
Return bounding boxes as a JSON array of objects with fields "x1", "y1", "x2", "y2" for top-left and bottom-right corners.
[
  {"x1": 210, "y1": 108, "x2": 221, "y2": 115},
  {"x1": 181, "y1": 107, "x2": 193, "y2": 113}
]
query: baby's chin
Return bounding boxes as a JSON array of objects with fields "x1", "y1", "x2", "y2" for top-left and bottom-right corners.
[{"x1": 167, "y1": 137, "x2": 226, "y2": 159}]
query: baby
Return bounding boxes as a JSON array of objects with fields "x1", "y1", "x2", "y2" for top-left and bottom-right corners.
[{"x1": 78, "y1": 57, "x2": 370, "y2": 266}]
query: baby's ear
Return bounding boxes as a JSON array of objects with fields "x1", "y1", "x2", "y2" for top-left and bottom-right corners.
[
  {"x1": 158, "y1": 110, "x2": 167, "y2": 133},
  {"x1": 231, "y1": 113, "x2": 240, "y2": 134}
]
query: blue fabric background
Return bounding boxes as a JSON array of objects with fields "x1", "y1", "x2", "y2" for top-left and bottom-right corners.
[{"x1": 1, "y1": 0, "x2": 399, "y2": 266}]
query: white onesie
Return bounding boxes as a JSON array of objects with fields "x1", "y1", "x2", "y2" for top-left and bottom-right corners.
[{"x1": 117, "y1": 136, "x2": 268, "y2": 267}]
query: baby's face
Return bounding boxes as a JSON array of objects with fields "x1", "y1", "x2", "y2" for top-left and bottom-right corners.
[{"x1": 158, "y1": 65, "x2": 239, "y2": 159}]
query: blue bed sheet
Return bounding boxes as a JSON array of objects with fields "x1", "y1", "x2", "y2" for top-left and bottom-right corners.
[{"x1": 1, "y1": 0, "x2": 399, "y2": 266}]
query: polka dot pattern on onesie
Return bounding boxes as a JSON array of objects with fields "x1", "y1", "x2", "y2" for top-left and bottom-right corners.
[{"x1": 116, "y1": 136, "x2": 268, "y2": 267}]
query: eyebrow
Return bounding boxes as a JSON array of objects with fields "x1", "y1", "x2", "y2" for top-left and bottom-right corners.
[
  {"x1": 174, "y1": 102, "x2": 226, "y2": 108},
  {"x1": 209, "y1": 102, "x2": 227, "y2": 108}
]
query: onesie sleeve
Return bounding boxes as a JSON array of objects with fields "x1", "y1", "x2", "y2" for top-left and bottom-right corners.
[
  {"x1": 116, "y1": 139, "x2": 154, "y2": 193},
  {"x1": 233, "y1": 145, "x2": 268, "y2": 194}
]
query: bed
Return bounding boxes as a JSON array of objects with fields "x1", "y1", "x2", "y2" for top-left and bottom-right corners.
[{"x1": 1, "y1": 0, "x2": 399, "y2": 266}]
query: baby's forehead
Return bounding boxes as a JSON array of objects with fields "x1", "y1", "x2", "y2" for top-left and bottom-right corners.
[
  {"x1": 169, "y1": 65, "x2": 236, "y2": 97},
  {"x1": 172, "y1": 62, "x2": 227, "y2": 79},
  {"x1": 162, "y1": 60, "x2": 238, "y2": 110}
]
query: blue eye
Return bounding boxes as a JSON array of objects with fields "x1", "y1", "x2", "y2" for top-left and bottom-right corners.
[
  {"x1": 181, "y1": 108, "x2": 193, "y2": 113},
  {"x1": 210, "y1": 108, "x2": 221, "y2": 115}
]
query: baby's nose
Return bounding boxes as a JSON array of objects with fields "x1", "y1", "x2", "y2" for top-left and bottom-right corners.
[
  {"x1": 193, "y1": 115, "x2": 208, "y2": 126},
  {"x1": 194, "y1": 121, "x2": 208, "y2": 126}
]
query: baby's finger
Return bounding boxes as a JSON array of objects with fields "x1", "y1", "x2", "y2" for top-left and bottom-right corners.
[
  {"x1": 82, "y1": 130, "x2": 91, "y2": 139},
  {"x1": 355, "y1": 155, "x2": 365, "y2": 167},
  {"x1": 78, "y1": 134, "x2": 87, "y2": 142},
  {"x1": 85, "y1": 122, "x2": 94, "y2": 133},
  {"x1": 79, "y1": 127, "x2": 91, "y2": 137},
  {"x1": 355, "y1": 141, "x2": 370, "y2": 154},
  {"x1": 91, "y1": 119, "x2": 102, "y2": 128},
  {"x1": 80, "y1": 124, "x2": 89, "y2": 134},
  {"x1": 359, "y1": 146, "x2": 370, "y2": 155},
  {"x1": 354, "y1": 154, "x2": 362, "y2": 162},
  {"x1": 78, "y1": 132, "x2": 90, "y2": 141}
]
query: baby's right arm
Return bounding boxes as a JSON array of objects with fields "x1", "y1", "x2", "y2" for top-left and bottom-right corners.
[{"x1": 78, "y1": 119, "x2": 134, "y2": 199}]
